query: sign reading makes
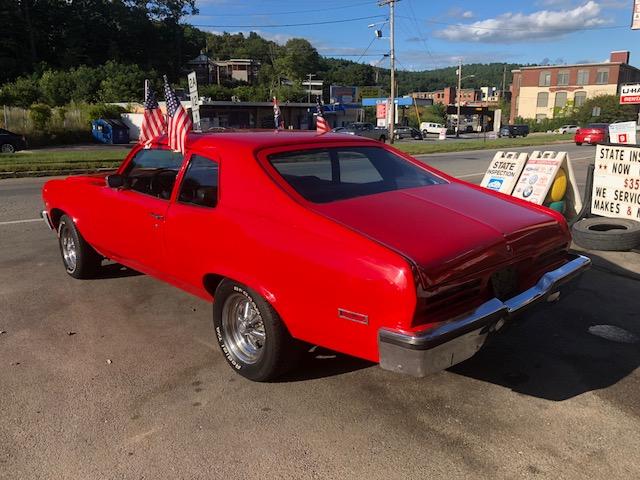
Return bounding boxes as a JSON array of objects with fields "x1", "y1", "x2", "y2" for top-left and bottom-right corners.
[
  {"x1": 480, "y1": 152, "x2": 528, "y2": 194},
  {"x1": 592, "y1": 144, "x2": 640, "y2": 220},
  {"x1": 620, "y1": 84, "x2": 640, "y2": 104}
]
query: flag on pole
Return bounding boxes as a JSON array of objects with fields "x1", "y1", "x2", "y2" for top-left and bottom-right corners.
[
  {"x1": 163, "y1": 75, "x2": 192, "y2": 154},
  {"x1": 273, "y1": 96, "x2": 281, "y2": 130},
  {"x1": 315, "y1": 96, "x2": 330, "y2": 134},
  {"x1": 139, "y1": 80, "x2": 166, "y2": 145}
]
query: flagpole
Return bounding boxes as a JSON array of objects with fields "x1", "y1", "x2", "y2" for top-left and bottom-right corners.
[{"x1": 144, "y1": 79, "x2": 149, "y2": 104}]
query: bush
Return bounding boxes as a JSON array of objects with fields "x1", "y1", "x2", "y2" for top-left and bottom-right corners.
[
  {"x1": 29, "y1": 103, "x2": 52, "y2": 131},
  {"x1": 88, "y1": 103, "x2": 126, "y2": 120},
  {"x1": 1, "y1": 77, "x2": 41, "y2": 108}
]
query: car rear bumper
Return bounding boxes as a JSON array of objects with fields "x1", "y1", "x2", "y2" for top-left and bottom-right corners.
[{"x1": 378, "y1": 253, "x2": 591, "y2": 376}]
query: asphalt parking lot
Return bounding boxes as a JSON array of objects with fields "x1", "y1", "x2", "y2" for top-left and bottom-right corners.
[{"x1": 1, "y1": 143, "x2": 639, "y2": 479}]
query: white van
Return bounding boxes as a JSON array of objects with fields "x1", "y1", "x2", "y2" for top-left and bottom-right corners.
[{"x1": 420, "y1": 122, "x2": 444, "y2": 135}]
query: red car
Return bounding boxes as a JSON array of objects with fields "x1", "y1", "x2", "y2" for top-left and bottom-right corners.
[
  {"x1": 41, "y1": 132, "x2": 590, "y2": 381},
  {"x1": 574, "y1": 123, "x2": 609, "y2": 145}
]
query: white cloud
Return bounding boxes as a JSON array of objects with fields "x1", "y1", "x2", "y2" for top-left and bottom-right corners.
[
  {"x1": 435, "y1": 1, "x2": 610, "y2": 43},
  {"x1": 447, "y1": 7, "x2": 475, "y2": 19}
]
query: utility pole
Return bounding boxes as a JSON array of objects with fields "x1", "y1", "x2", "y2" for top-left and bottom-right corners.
[
  {"x1": 501, "y1": 64, "x2": 507, "y2": 99},
  {"x1": 307, "y1": 73, "x2": 316, "y2": 103},
  {"x1": 379, "y1": 0, "x2": 397, "y2": 144},
  {"x1": 456, "y1": 58, "x2": 462, "y2": 138}
]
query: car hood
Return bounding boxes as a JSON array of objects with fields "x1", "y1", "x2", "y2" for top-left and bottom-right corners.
[{"x1": 312, "y1": 183, "x2": 568, "y2": 287}]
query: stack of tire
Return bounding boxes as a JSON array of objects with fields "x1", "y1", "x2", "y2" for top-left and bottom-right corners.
[{"x1": 546, "y1": 167, "x2": 640, "y2": 251}]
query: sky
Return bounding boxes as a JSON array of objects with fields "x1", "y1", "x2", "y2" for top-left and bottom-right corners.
[{"x1": 187, "y1": 0, "x2": 640, "y2": 71}]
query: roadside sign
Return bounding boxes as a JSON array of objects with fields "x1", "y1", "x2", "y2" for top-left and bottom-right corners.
[
  {"x1": 480, "y1": 152, "x2": 528, "y2": 194},
  {"x1": 592, "y1": 144, "x2": 640, "y2": 221},
  {"x1": 609, "y1": 122, "x2": 637, "y2": 145},
  {"x1": 632, "y1": 0, "x2": 640, "y2": 30},
  {"x1": 619, "y1": 84, "x2": 640, "y2": 104},
  {"x1": 512, "y1": 151, "x2": 582, "y2": 218},
  {"x1": 187, "y1": 71, "x2": 200, "y2": 131}
]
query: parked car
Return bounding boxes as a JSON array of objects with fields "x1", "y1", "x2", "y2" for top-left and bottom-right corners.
[
  {"x1": 331, "y1": 122, "x2": 388, "y2": 142},
  {"x1": 0, "y1": 128, "x2": 27, "y2": 153},
  {"x1": 557, "y1": 125, "x2": 578, "y2": 134},
  {"x1": 575, "y1": 123, "x2": 609, "y2": 145},
  {"x1": 41, "y1": 131, "x2": 590, "y2": 381},
  {"x1": 498, "y1": 124, "x2": 529, "y2": 138},
  {"x1": 394, "y1": 126, "x2": 423, "y2": 140},
  {"x1": 420, "y1": 122, "x2": 444, "y2": 135}
]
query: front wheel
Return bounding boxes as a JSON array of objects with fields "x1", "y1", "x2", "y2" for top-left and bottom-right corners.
[
  {"x1": 576, "y1": 142, "x2": 582, "y2": 146},
  {"x1": 58, "y1": 215, "x2": 102, "y2": 278},
  {"x1": 213, "y1": 280, "x2": 299, "y2": 381},
  {"x1": 1, "y1": 143, "x2": 15, "y2": 154}
]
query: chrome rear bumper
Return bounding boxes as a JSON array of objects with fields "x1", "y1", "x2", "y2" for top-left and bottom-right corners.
[{"x1": 378, "y1": 254, "x2": 591, "y2": 376}]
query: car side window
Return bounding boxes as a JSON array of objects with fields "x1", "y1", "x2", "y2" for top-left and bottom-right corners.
[
  {"x1": 123, "y1": 148, "x2": 184, "y2": 200},
  {"x1": 178, "y1": 154, "x2": 219, "y2": 208}
]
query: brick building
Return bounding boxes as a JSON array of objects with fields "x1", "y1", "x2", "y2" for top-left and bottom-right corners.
[
  {"x1": 410, "y1": 87, "x2": 481, "y2": 105},
  {"x1": 510, "y1": 51, "x2": 640, "y2": 123}
]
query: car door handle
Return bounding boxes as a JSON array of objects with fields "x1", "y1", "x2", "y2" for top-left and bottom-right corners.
[{"x1": 149, "y1": 212, "x2": 164, "y2": 220}]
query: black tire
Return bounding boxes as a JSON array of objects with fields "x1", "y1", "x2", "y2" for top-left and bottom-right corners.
[
  {"x1": 572, "y1": 217, "x2": 640, "y2": 251},
  {"x1": 378, "y1": 135, "x2": 386, "y2": 143},
  {"x1": 576, "y1": 142, "x2": 582, "y2": 146},
  {"x1": 422, "y1": 130, "x2": 428, "y2": 136},
  {"x1": 213, "y1": 280, "x2": 299, "y2": 381},
  {"x1": 57, "y1": 215, "x2": 102, "y2": 278},
  {"x1": 1, "y1": 143, "x2": 16, "y2": 154}
]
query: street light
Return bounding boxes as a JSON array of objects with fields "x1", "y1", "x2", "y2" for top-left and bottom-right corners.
[{"x1": 456, "y1": 59, "x2": 475, "y2": 138}]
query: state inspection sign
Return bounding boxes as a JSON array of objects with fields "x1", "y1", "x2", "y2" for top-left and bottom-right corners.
[
  {"x1": 619, "y1": 84, "x2": 640, "y2": 104},
  {"x1": 480, "y1": 151, "x2": 527, "y2": 194},
  {"x1": 592, "y1": 144, "x2": 640, "y2": 221}
]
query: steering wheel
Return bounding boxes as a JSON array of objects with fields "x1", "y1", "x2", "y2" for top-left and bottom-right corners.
[{"x1": 148, "y1": 168, "x2": 177, "y2": 198}]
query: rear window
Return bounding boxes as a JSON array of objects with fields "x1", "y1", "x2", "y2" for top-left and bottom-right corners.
[{"x1": 268, "y1": 146, "x2": 445, "y2": 203}]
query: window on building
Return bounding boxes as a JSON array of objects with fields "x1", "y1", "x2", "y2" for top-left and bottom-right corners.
[
  {"x1": 536, "y1": 114, "x2": 547, "y2": 123},
  {"x1": 539, "y1": 71, "x2": 551, "y2": 86},
  {"x1": 537, "y1": 92, "x2": 549, "y2": 108},
  {"x1": 557, "y1": 70, "x2": 569, "y2": 86},
  {"x1": 554, "y1": 92, "x2": 568, "y2": 109},
  {"x1": 596, "y1": 69, "x2": 609, "y2": 84},
  {"x1": 577, "y1": 69, "x2": 589, "y2": 85},
  {"x1": 574, "y1": 91, "x2": 587, "y2": 107}
]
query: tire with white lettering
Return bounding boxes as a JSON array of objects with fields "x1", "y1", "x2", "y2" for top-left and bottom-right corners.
[
  {"x1": 572, "y1": 217, "x2": 640, "y2": 251},
  {"x1": 58, "y1": 215, "x2": 102, "y2": 278},
  {"x1": 213, "y1": 280, "x2": 299, "y2": 381}
]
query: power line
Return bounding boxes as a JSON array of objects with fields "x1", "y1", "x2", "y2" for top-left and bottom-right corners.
[
  {"x1": 356, "y1": 36, "x2": 379, "y2": 63},
  {"x1": 193, "y1": 0, "x2": 378, "y2": 17},
  {"x1": 191, "y1": 15, "x2": 386, "y2": 29}
]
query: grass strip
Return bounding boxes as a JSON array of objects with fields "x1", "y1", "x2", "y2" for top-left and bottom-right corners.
[{"x1": 394, "y1": 134, "x2": 573, "y2": 155}]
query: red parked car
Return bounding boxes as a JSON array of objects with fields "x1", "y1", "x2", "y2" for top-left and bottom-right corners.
[
  {"x1": 574, "y1": 123, "x2": 609, "y2": 145},
  {"x1": 41, "y1": 132, "x2": 590, "y2": 381}
]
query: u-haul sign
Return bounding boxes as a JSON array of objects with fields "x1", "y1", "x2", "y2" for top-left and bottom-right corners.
[{"x1": 620, "y1": 84, "x2": 640, "y2": 104}]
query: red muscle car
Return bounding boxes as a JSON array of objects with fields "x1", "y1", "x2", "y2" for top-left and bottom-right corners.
[{"x1": 41, "y1": 132, "x2": 590, "y2": 381}]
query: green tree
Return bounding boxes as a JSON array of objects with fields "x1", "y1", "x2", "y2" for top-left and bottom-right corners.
[
  {"x1": 88, "y1": 103, "x2": 126, "y2": 119},
  {"x1": 1, "y1": 77, "x2": 40, "y2": 108},
  {"x1": 275, "y1": 39, "x2": 320, "y2": 82},
  {"x1": 573, "y1": 94, "x2": 637, "y2": 125},
  {"x1": 98, "y1": 62, "x2": 147, "y2": 102},
  {"x1": 39, "y1": 70, "x2": 74, "y2": 106}
]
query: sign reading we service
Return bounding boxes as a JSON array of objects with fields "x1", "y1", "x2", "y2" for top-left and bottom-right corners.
[
  {"x1": 592, "y1": 144, "x2": 640, "y2": 221},
  {"x1": 480, "y1": 152, "x2": 528, "y2": 194}
]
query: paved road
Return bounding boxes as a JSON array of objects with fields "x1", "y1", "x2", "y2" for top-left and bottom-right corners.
[{"x1": 1, "y1": 143, "x2": 639, "y2": 480}]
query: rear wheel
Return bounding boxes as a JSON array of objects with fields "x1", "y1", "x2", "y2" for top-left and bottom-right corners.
[
  {"x1": 1, "y1": 143, "x2": 15, "y2": 154},
  {"x1": 58, "y1": 215, "x2": 102, "y2": 278},
  {"x1": 213, "y1": 280, "x2": 299, "y2": 381},
  {"x1": 576, "y1": 142, "x2": 582, "y2": 146}
]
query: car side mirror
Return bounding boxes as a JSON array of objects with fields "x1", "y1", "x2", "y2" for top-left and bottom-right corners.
[{"x1": 106, "y1": 174, "x2": 125, "y2": 189}]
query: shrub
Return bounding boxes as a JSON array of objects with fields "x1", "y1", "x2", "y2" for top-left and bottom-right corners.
[
  {"x1": 29, "y1": 103, "x2": 52, "y2": 131},
  {"x1": 88, "y1": 103, "x2": 126, "y2": 120}
]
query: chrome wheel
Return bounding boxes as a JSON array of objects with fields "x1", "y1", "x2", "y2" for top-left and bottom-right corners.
[
  {"x1": 60, "y1": 225, "x2": 77, "y2": 272},
  {"x1": 1, "y1": 143, "x2": 15, "y2": 154},
  {"x1": 221, "y1": 293, "x2": 266, "y2": 365}
]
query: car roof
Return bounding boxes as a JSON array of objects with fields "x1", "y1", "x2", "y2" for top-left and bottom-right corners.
[{"x1": 149, "y1": 130, "x2": 379, "y2": 152}]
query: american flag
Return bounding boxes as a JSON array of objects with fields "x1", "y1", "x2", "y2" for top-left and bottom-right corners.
[
  {"x1": 139, "y1": 81, "x2": 165, "y2": 145},
  {"x1": 164, "y1": 76, "x2": 192, "y2": 154},
  {"x1": 315, "y1": 96, "x2": 330, "y2": 134},
  {"x1": 273, "y1": 96, "x2": 281, "y2": 129}
]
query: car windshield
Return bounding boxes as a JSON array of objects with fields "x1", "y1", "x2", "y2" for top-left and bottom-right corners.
[{"x1": 268, "y1": 146, "x2": 446, "y2": 203}]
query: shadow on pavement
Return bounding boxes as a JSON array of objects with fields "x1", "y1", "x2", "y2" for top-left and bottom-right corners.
[
  {"x1": 90, "y1": 262, "x2": 142, "y2": 279},
  {"x1": 450, "y1": 252, "x2": 640, "y2": 401},
  {"x1": 277, "y1": 346, "x2": 374, "y2": 383}
]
